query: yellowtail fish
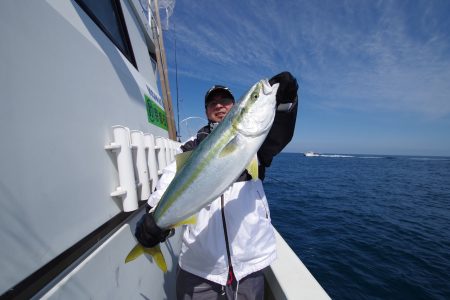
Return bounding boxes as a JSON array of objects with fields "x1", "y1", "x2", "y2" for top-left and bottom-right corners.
[{"x1": 125, "y1": 79, "x2": 279, "y2": 271}]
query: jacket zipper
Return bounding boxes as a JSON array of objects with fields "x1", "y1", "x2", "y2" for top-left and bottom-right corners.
[{"x1": 220, "y1": 194, "x2": 234, "y2": 286}]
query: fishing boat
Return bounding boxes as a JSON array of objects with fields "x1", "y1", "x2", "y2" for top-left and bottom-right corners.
[
  {"x1": 304, "y1": 151, "x2": 321, "y2": 157},
  {"x1": 0, "y1": 1, "x2": 329, "y2": 299}
]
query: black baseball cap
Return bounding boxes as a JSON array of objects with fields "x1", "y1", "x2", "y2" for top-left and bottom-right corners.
[{"x1": 204, "y1": 85, "x2": 235, "y2": 106}]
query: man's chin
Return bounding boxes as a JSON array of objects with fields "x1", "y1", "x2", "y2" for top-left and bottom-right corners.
[{"x1": 214, "y1": 115, "x2": 225, "y2": 121}]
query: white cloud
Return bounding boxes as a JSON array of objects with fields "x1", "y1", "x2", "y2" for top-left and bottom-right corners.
[{"x1": 166, "y1": 0, "x2": 450, "y2": 118}]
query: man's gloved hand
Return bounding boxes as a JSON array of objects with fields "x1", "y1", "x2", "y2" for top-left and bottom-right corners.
[
  {"x1": 269, "y1": 71, "x2": 298, "y2": 111},
  {"x1": 135, "y1": 212, "x2": 171, "y2": 248}
]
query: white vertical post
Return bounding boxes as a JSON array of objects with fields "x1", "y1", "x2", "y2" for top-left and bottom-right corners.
[
  {"x1": 130, "y1": 130, "x2": 150, "y2": 200},
  {"x1": 164, "y1": 138, "x2": 171, "y2": 164},
  {"x1": 105, "y1": 125, "x2": 138, "y2": 212},
  {"x1": 155, "y1": 137, "x2": 166, "y2": 174},
  {"x1": 169, "y1": 140, "x2": 175, "y2": 162},
  {"x1": 144, "y1": 133, "x2": 159, "y2": 191}
]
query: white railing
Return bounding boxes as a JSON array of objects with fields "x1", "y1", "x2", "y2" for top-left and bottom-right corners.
[{"x1": 105, "y1": 125, "x2": 181, "y2": 212}]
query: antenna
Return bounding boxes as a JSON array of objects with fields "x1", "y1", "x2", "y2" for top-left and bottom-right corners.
[
  {"x1": 150, "y1": 0, "x2": 176, "y2": 139},
  {"x1": 174, "y1": 21, "x2": 181, "y2": 141},
  {"x1": 181, "y1": 117, "x2": 208, "y2": 139}
]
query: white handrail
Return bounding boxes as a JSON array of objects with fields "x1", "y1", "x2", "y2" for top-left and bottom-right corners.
[{"x1": 104, "y1": 125, "x2": 138, "y2": 212}]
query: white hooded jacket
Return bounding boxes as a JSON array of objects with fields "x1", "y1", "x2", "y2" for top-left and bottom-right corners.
[{"x1": 148, "y1": 161, "x2": 277, "y2": 286}]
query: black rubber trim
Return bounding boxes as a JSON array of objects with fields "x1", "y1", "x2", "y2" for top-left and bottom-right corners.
[{"x1": 0, "y1": 201, "x2": 147, "y2": 300}]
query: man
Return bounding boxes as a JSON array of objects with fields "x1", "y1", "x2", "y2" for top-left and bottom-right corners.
[{"x1": 135, "y1": 72, "x2": 298, "y2": 299}]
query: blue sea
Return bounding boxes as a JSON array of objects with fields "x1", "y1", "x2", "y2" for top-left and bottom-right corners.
[{"x1": 264, "y1": 153, "x2": 450, "y2": 300}]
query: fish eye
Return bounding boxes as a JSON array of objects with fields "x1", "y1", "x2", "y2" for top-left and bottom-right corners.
[{"x1": 251, "y1": 92, "x2": 258, "y2": 99}]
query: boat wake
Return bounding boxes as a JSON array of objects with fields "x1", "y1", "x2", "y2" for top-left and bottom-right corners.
[
  {"x1": 408, "y1": 157, "x2": 450, "y2": 161},
  {"x1": 319, "y1": 154, "x2": 354, "y2": 158}
]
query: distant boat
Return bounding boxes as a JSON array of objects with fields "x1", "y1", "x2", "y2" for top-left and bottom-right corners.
[{"x1": 304, "y1": 151, "x2": 320, "y2": 157}]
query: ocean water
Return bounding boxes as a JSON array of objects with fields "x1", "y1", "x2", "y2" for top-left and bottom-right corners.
[{"x1": 264, "y1": 153, "x2": 450, "y2": 300}]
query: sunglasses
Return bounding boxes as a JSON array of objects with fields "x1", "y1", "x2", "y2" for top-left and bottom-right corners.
[{"x1": 206, "y1": 98, "x2": 234, "y2": 107}]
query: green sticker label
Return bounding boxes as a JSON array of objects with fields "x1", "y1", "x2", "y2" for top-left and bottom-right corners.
[{"x1": 145, "y1": 95, "x2": 168, "y2": 130}]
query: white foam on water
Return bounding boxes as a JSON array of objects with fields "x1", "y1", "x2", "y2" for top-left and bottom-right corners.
[
  {"x1": 409, "y1": 157, "x2": 450, "y2": 161},
  {"x1": 320, "y1": 154, "x2": 354, "y2": 158}
]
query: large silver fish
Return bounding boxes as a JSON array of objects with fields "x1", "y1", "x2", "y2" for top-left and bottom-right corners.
[{"x1": 125, "y1": 79, "x2": 279, "y2": 271}]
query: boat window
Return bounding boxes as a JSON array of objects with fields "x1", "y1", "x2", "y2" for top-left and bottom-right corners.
[
  {"x1": 75, "y1": 0, "x2": 137, "y2": 67},
  {"x1": 149, "y1": 51, "x2": 158, "y2": 73}
]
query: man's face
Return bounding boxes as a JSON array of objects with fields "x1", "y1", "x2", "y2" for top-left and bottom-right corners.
[{"x1": 206, "y1": 93, "x2": 234, "y2": 123}]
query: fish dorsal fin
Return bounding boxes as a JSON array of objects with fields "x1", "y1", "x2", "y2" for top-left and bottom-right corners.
[
  {"x1": 246, "y1": 155, "x2": 259, "y2": 180},
  {"x1": 171, "y1": 214, "x2": 197, "y2": 228},
  {"x1": 219, "y1": 136, "x2": 239, "y2": 157},
  {"x1": 175, "y1": 151, "x2": 192, "y2": 172}
]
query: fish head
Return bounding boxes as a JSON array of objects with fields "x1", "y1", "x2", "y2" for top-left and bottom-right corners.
[{"x1": 234, "y1": 79, "x2": 279, "y2": 137}]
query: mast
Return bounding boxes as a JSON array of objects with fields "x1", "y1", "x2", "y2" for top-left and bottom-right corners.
[{"x1": 151, "y1": 0, "x2": 177, "y2": 140}]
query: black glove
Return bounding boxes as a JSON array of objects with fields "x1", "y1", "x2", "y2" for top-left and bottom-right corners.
[
  {"x1": 269, "y1": 71, "x2": 298, "y2": 110},
  {"x1": 135, "y1": 212, "x2": 171, "y2": 248}
]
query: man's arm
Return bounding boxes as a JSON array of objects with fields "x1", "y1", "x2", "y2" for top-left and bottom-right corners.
[
  {"x1": 258, "y1": 71, "x2": 299, "y2": 179},
  {"x1": 147, "y1": 162, "x2": 177, "y2": 207}
]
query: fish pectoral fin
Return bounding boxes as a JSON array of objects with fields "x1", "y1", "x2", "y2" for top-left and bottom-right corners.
[
  {"x1": 175, "y1": 151, "x2": 192, "y2": 172},
  {"x1": 125, "y1": 243, "x2": 168, "y2": 273},
  {"x1": 171, "y1": 215, "x2": 197, "y2": 228},
  {"x1": 246, "y1": 155, "x2": 259, "y2": 180},
  {"x1": 219, "y1": 137, "x2": 239, "y2": 157}
]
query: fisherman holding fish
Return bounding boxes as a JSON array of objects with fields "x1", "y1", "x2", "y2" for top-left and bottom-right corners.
[{"x1": 133, "y1": 72, "x2": 298, "y2": 299}]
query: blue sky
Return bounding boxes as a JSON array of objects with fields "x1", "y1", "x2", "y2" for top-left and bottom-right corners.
[{"x1": 159, "y1": 0, "x2": 450, "y2": 156}]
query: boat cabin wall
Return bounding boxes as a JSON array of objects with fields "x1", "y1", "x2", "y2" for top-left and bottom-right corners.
[{"x1": 0, "y1": 0, "x2": 174, "y2": 297}]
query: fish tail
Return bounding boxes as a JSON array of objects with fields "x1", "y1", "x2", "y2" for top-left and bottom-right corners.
[
  {"x1": 143, "y1": 244, "x2": 168, "y2": 272},
  {"x1": 125, "y1": 243, "x2": 144, "y2": 263},
  {"x1": 125, "y1": 243, "x2": 168, "y2": 273}
]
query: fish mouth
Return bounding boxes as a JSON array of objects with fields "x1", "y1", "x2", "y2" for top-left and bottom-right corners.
[{"x1": 262, "y1": 79, "x2": 276, "y2": 95}]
